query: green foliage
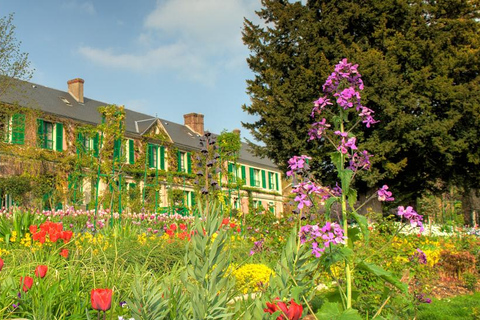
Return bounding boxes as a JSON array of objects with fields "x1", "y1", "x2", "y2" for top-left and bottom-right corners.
[
  {"x1": 0, "y1": 13, "x2": 33, "y2": 96},
  {"x1": 242, "y1": 0, "x2": 480, "y2": 207},
  {"x1": 316, "y1": 302, "x2": 362, "y2": 320},
  {"x1": 417, "y1": 292, "x2": 480, "y2": 320},
  {"x1": 463, "y1": 272, "x2": 477, "y2": 293},
  {"x1": 0, "y1": 175, "x2": 32, "y2": 206},
  {"x1": 183, "y1": 202, "x2": 236, "y2": 319},
  {"x1": 218, "y1": 130, "x2": 242, "y2": 163}
]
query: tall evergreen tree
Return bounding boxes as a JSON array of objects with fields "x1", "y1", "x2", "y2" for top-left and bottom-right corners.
[{"x1": 242, "y1": 0, "x2": 480, "y2": 220}]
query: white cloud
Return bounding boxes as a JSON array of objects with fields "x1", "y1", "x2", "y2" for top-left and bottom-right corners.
[{"x1": 78, "y1": 0, "x2": 260, "y2": 85}]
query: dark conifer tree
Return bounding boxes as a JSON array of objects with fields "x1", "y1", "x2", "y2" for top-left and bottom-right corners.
[{"x1": 242, "y1": 0, "x2": 480, "y2": 222}]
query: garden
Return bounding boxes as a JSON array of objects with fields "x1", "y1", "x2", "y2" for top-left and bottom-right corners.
[{"x1": 1, "y1": 60, "x2": 479, "y2": 320}]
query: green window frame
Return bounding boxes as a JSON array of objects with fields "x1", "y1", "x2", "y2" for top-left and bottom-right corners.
[
  {"x1": 148, "y1": 143, "x2": 158, "y2": 169},
  {"x1": 37, "y1": 119, "x2": 57, "y2": 150},
  {"x1": 261, "y1": 170, "x2": 266, "y2": 189},
  {"x1": 177, "y1": 151, "x2": 192, "y2": 173}
]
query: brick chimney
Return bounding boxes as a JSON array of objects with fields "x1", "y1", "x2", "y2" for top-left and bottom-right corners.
[
  {"x1": 233, "y1": 129, "x2": 241, "y2": 136},
  {"x1": 184, "y1": 113, "x2": 204, "y2": 135},
  {"x1": 67, "y1": 78, "x2": 84, "y2": 103}
]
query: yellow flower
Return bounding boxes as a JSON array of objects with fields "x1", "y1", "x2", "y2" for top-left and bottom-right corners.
[
  {"x1": 10, "y1": 231, "x2": 17, "y2": 243},
  {"x1": 230, "y1": 263, "x2": 274, "y2": 294}
]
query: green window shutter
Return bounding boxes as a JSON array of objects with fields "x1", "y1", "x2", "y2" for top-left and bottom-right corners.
[
  {"x1": 186, "y1": 152, "x2": 192, "y2": 173},
  {"x1": 261, "y1": 170, "x2": 266, "y2": 188},
  {"x1": 128, "y1": 139, "x2": 135, "y2": 164},
  {"x1": 76, "y1": 132, "x2": 84, "y2": 154},
  {"x1": 37, "y1": 119, "x2": 44, "y2": 148},
  {"x1": 228, "y1": 163, "x2": 234, "y2": 183},
  {"x1": 177, "y1": 150, "x2": 182, "y2": 172},
  {"x1": 268, "y1": 172, "x2": 273, "y2": 189},
  {"x1": 191, "y1": 192, "x2": 195, "y2": 206},
  {"x1": 147, "y1": 144, "x2": 154, "y2": 168},
  {"x1": 113, "y1": 139, "x2": 121, "y2": 160},
  {"x1": 249, "y1": 167, "x2": 255, "y2": 187},
  {"x1": 56, "y1": 123, "x2": 63, "y2": 151},
  {"x1": 129, "y1": 183, "x2": 136, "y2": 189},
  {"x1": 11, "y1": 113, "x2": 25, "y2": 145},
  {"x1": 269, "y1": 204, "x2": 275, "y2": 214},
  {"x1": 93, "y1": 133, "x2": 99, "y2": 158},
  {"x1": 241, "y1": 165, "x2": 246, "y2": 181},
  {"x1": 275, "y1": 173, "x2": 279, "y2": 191},
  {"x1": 160, "y1": 146, "x2": 165, "y2": 170}
]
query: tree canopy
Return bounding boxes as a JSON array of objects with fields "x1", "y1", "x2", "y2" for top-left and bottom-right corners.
[
  {"x1": 242, "y1": 0, "x2": 480, "y2": 207},
  {"x1": 0, "y1": 13, "x2": 32, "y2": 97}
]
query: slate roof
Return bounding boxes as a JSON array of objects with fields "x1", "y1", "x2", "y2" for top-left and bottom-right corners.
[{"x1": 0, "y1": 78, "x2": 278, "y2": 170}]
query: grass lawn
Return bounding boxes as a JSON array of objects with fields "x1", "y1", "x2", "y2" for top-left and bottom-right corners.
[{"x1": 417, "y1": 292, "x2": 480, "y2": 320}]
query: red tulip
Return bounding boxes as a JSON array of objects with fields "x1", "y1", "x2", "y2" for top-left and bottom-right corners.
[
  {"x1": 169, "y1": 224, "x2": 177, "y2": 231},
  {"x1": 62, "y1": 230, "x2": 73, "y2": 243},
  {"x1": 60, "y1": 248, "x2": 69, "y2": 258},
  {"x1": 49, "y1": 231, "x2": 60, "y2": 243},
  {"x1": 35, "y1": 265, "x2": 48, "y2": 278},
  {"x1": 277, "y1": 299, "x2": 303, "y2": 320},
  {"x1": 166, "y1": 229, "x2": 174, "y2": 237},
  {"x1": 91, "y1": 288, "x2": 113, "y2": 311},
  {"x1": 222, "y1": 218, "x2": 229, "y2": 225},
  {"x1": 179, "y1": 223, "x2": 187, "y2": 231},
  {"x1": 264, "y1": 301, "x2": 279, "y2": 314},
  {"x1": 20, "y1": 276, "x2": 34, "y2": 292},
  {"x1": 264, "y1": 299, "x2": 303, "y2": 320},
  {"x1": 29, "y1": 225, "x2": 38, "y2": 234},
  {"x1": 0, "y1": 257, "x2": 4, "y2": 271}
]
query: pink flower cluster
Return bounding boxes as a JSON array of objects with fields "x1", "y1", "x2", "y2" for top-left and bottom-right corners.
[
  {"x1": 286, "y1": 155, "x2": 311, "y2": 177},
  {"x1": 291, "y1": 181, "x2": 332, "y2": 210},
  {"x1": 299, "y1": 222, "x2": 346, "y2": 258},
  {"x1": 377, "y1": 185, "x2": 394, "y2": 202},
  {"x1": 397, "y1": 206, "x2": 424, "y2": 232}
]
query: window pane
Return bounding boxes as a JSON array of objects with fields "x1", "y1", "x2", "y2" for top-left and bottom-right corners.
[{"x1": 45, "y1": 122, "x2": 54, "y2": 149}]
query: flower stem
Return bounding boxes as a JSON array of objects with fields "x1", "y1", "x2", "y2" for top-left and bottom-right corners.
[{"x1": 340, "y1": 118, "x2": 352, "y2": 310}]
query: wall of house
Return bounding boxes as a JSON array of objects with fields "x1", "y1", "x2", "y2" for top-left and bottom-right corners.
[{"x1": 0, "y1": 106, "x2": 284, "y2": 214}]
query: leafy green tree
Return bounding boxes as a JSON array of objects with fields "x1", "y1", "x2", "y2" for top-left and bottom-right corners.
[
  {"x1": 0, "y1": 13, "x2": 33, "y2": 96},
  {"x1": 242, "y1": 0, "x2": 480, "y2": 222}
]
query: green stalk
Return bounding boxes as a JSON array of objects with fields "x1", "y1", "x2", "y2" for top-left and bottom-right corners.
[{"x1": 340, "y1": 119, "x2": 352, "y2": 309}]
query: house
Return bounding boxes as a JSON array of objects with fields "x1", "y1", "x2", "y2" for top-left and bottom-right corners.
[{"x1": 0, "y1": 78, "x2": 284, "y2": 215}]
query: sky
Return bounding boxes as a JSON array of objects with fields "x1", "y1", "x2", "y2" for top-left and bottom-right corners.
[{"x1": 0, "y1": 0, "x2": 264, "y2": 142}]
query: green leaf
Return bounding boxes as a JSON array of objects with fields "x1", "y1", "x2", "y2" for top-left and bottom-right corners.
[
  {"x1": 325, "y1": 197, "x2": 339, "y2": 216},
  {"x1": 356, "y1": 261, "x2": 408, "y2": 294},
  {"x1": 347, "y1": 227, "x2": 361, "y2": 248},
  {"x1": 316, "y1": 302, "x2": 362, "y2": 320},
  {"x1": 351, "y1": 212, "x2": 369, "y2": 244},
  {"x1": 291, "y1": 285, "x2": 306, "y2": 302},
  {"x1": 347, "y1": 188, "x2": 357, "y2": 211},
  {"x1": 340, "y1": 169, "x2": 354, "y2": 195},
  {"x1": 330, "y1": 152, "x2": 342, "y2": 173}
]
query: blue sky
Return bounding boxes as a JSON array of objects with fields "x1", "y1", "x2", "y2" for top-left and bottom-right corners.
[{"x1": 0, "y1": 0, "x2": 263, "y2": 142}]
